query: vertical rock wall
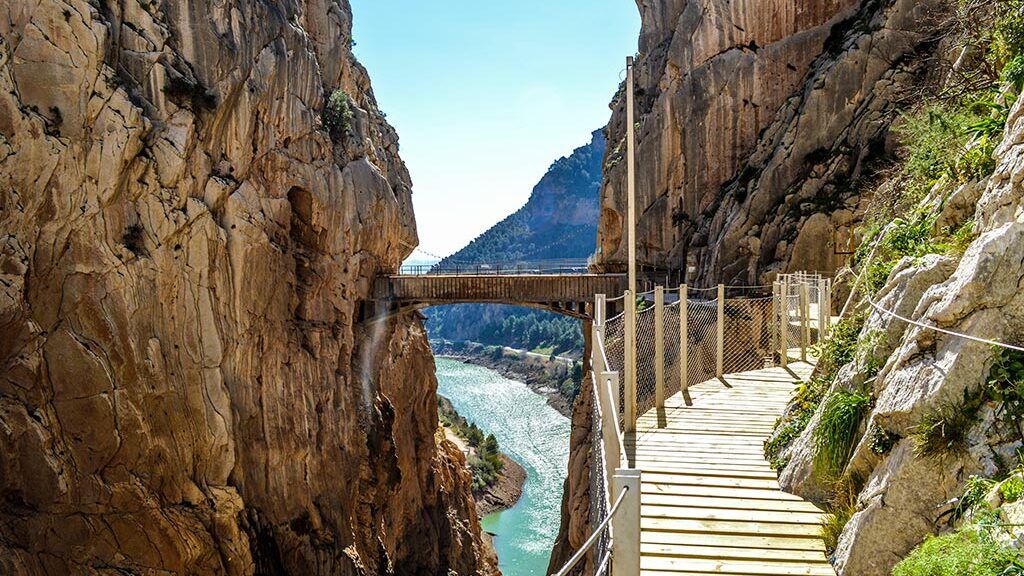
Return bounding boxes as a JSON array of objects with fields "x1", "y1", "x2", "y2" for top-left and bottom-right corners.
[
  {"x1": 0, "y1": 1, "x2": 495, "y2": 574},
  {"x1": 595, "y1": 0, "x2": 951, "y2": 284}
]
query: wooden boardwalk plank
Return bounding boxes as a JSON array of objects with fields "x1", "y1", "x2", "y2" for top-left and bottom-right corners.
[{"x1": 631, "y1": 361, "x2": 836, "y2": 576}]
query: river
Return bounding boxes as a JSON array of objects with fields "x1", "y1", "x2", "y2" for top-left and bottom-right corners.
[{"x1": 435, "y1": 357, "x2": 570, "y2": 576}]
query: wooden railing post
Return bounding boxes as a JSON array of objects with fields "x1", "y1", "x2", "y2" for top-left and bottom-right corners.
[
  {"x1": 611, "y1": 468, "x2": 642, "y2": 576},
  {"x1": 679, "y1": 284, "x2": 689, "y2": 396},
  {"x1": 716, "y1": 284, "x2": 725, "y2": 380},
  {"x1": 624, "y1": 290, "x2": 638, "y2": 432},
  {"x1": 817, "y1": 278, "x2": 828, "y2": 342},
  {"x1": 800, "y1": 281, "x2": 810, "y2": 363},
  {"x1": 654, "y1": 286, "x2": 665, "y2": 410},
  {"x1": 824, "y1": 279, "x2": 833, "y2": 338},
  {"x1": 780, "y1": 278, "x2": 789, "y2": 368}
]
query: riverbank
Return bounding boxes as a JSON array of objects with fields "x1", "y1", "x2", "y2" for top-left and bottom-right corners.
[
  {"x1": 438, "y1": 395, "x2": 526, "y2": 517},
  {"x1": 432, "y1": 340, "x2": 580, "y2": 417}
]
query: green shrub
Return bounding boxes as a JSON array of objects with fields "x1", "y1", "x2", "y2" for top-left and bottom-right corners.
[
  {"x1": 991, "y1": 0, "x2": 1024, "y2": 66},
  {"x1": 768, "y1": 315, "x2": 864, "y2": 469},
  {"x1": 821, "y1": 505, "x2": 853, "y2": 556},
  {"x1": 1004, "y1": 55, "x2": 1024, "y2": 90},
  {"x1": 766, "y1": 376, "x2": 831, "y2": 470},
  {"x1": 814, "y1": 313, "x2": 867, "y2": 377},
  {"x1": 821, "y1": 478, "x2": 859, "y2": 555},
  {"x1": 985, "y1": 348, "x2": 1024, "y2": 423},
  {"x1": 1001, "y1": 476, "x2": 1024, "y2": 503},
  {"x1": 813, "y1": 391, "x2": 871, "y2": 480},
  {"x1": 323, "y1": 89, "x2": 354, "y2": 139},
  {"x1": 868, "y1": 424, "x2": 900, "y2": 455},
  {"x1": 892, "y1": 527, "x2": 1020, "y2": 576},
  {"x1": 954, "y1": 476, "x2": 997, "y2": 521},
  {"x1": 935, "y1": 219, "x2": 977, "y2": 256},
  {"x1": 912, "y1": 396, "x2": 980, "y2": 458}
]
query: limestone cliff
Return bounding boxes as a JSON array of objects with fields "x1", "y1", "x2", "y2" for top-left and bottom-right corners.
[
  {"x1": 0, "y1": 1, "x2": 495, "y2": 574},
  {"x1": 595, "y1": 0, "x2": 951, "y2": 284}
]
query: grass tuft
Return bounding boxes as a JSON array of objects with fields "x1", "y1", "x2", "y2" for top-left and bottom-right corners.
[{"x1": 813, "y1": 391, "x2": 871, "y2": 480}]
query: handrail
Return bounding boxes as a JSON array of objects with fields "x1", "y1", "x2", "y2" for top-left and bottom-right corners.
[
  {"x1": 867, "y1": 299, "x2": 1024, "y2": 353},
  {"x1": 550, "y1": 486, "x2": 630, "y2": 576},
  {"x1": 604, "y1": 374, "x2": 627, "y2": 458}
]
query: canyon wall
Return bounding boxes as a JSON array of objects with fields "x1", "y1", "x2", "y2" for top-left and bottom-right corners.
[
  {"x1": 0, "y1": 1, "x2": 495, "y2": 574},
  {"x1": 595, "y1": 0, "x2": 950, "y2": 284},
  {"x1": 555, "y1": 0, "x2": 962, "y2": 569}
]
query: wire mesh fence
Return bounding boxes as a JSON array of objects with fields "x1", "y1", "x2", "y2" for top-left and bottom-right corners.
[
  {"x1": 634, "y1": 305, "x2": 658, "y2": 417},
  {"x1": 722, "y1": 297, "x2": 775, "y2": 372},
  {"x1": 685, "y1": 298, "x2": 718, "y2": 389},
  {"x1": 559, "y1": 274, "x2": 830, "y2": 576},
  {"x1": 586, "y1": 374, "x2": 611, "y2": 576}
]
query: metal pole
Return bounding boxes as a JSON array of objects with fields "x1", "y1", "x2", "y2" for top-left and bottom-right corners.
[
  {"x1": 679, "y1": 284, "x2": 689, "y2": 396},
  {"x1": 626, "y1": 56, "x2": 637, "y2": 298},
  {"x1": 624, "y1": 289, "x2": 637, "y2": 432},
  {"x1": 611, "y1": 468, "x2": 642, "y2": 576},
  {"x1": 716, "y1": 284, "x2": 725, "y2": 380},
  {"x1": 655, "y1": 286, "x2": 665, "y2": 410},
  {"x1": 801, "y1": 281, "x2": 810, "y2": 363},
  {"x1": 604, "y1": 371, "x2": 622, "y2": 471}
]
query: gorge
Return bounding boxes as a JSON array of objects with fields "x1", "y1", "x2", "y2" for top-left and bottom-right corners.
[{"x1": 3, "y1": 0, "x2": 1024, "y2": 575}]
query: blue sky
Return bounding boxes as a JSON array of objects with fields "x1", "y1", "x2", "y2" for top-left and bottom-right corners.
[{"x1": 350, "y1": 1, "x2": 640, "y2": 257}]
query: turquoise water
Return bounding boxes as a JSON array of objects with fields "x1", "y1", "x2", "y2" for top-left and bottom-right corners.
[{"x1": 435, "y1": 358, "x2": 570, "y2": 576}]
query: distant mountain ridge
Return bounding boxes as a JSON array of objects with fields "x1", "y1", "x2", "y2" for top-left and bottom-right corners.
[
  {"x1": 425, "y1": 130, "x2": 605, "y2": 355},
  {"x1": 437, "y1": 130, "x2": 604, "y2": 266}
]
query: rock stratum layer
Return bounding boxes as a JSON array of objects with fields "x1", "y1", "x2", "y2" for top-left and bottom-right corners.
[
  {"x1": 595, "y1": 0, "x2": 949, "y2": 284},
  {"x1": 0, "y1": 1, "x2": 496, "y2": 574}
]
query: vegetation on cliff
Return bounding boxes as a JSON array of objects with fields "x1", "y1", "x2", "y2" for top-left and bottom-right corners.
[
  {"x1": 764, "y1": 1, "x2": 1024, "y2": 572},
  {"x1": 893, "y1": 457, "x2": 1024, "y2": 576},
  {"x1": 438, "y1": 396, "x2": 507, "y2": 492}
]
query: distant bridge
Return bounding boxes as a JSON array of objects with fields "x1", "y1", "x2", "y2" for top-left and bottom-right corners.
[{"x1": 371, "y1": 264, "x2": 627, "y2": 320}]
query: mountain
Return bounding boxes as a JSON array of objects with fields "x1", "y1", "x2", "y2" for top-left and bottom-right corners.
[
  {"x1": 0, "y1": 2, "x2": 494, "y2": 574},
  {"x1": 425, "y1": 130, "x2": 605, "y2": 355}
]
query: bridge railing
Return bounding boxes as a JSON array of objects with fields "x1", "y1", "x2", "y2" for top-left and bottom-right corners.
[
  {"x1": 399, "y1": 260, "x2": 591, "y2": 276},
  {"x1": 550, "y1": 272, "x2": 831, "y2": 576}
]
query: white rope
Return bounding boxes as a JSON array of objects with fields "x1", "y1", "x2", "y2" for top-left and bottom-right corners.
[{"x1": 867, "y1": 299, "x2": 1024, "y2": 353}]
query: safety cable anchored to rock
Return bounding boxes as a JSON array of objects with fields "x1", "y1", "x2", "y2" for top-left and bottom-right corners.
[{"x1": 867, "y1": 299, "x2": 1024, "y2": 353}]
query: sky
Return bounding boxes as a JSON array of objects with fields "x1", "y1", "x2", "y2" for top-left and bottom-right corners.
[{"x1": 350, "y1": 1, "x2": 641, "y2": 258}]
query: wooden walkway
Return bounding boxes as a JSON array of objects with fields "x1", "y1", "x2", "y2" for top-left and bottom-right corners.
[{"x1": 626, "y1": 361, "x2": 836, "y2": 576}]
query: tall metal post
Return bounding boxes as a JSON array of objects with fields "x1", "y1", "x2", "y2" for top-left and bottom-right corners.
[
  {"x1": 679, "y1": 284, "x2": 689, "y2": 395},
  {"x1": 626, "y1": 56, "x2": 637, "y2": 298},
  {"x1": 624, "y1": 56, "x2": 639, "y2": 433},
  {"x1": 716, "y1": 284, "x2": 725, "y2": 380},
  {"x1": 654, "y1": 286, "x2": 665, "y2": 409},
  {"x1": 624, "y1": 290, "x2": 638, "y2": 432}
]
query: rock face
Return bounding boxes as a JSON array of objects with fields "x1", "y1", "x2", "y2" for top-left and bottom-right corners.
[
  {"x1": 774, "y1": 84, "x2": 1024, "y2": 576},
  {"x1": 595, "y1": 0, "x2": 949, "y2": 284},
  {"x1": 0, "y1": 1, "x2": 495, "y2": 574}
]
